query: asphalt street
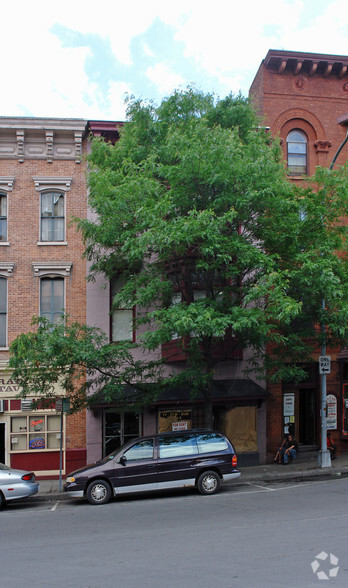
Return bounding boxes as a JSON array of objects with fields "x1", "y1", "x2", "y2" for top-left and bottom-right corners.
[{"x1": 1, "y1": 476, "x2": 348, "y2": 588}]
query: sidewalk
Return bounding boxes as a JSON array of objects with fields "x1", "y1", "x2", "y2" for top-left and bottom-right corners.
[{"x1": 35, "y1": 452, "x2": 348, "y2": 502}]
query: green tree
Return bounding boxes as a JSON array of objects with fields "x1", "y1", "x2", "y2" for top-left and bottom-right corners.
[{"x1": 9, "y1": 89, "x2": 348, "y2": 426}]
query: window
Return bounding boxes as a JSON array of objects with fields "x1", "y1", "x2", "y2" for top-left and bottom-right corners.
[
  {"x1": 10, "y1": 414, "x2": 61, "y2": 451},
  {"x1": 196, "y1": 433, "x2": 228, "y2": 453},
  {"x1": 41, "y1": 191, "x2": 65, "y2": 241},
  {"x1": 287, "y1": 130, "x2": 307, "y2": 175},
  {"x1": 158, "y1": 434, "x2": 199, "y2": 458},
  {"x1": 0, "y1": 193, "x2": 7, "y2": 241},
  {"x1": 0, "y1": 277, "x2": 6, "y2": 347},
  {"x1": 111, "y1": 277, "x2": 134, "y2": 341},
  {"x1": 124, "y1": 439, "x2": 154, "y2": 461},
  {"x1": 40, "y1": 277, "x2": 64, "y2": 324}
]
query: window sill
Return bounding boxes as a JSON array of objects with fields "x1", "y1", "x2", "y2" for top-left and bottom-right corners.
[
  {"x1": 0, "y1": 347, "x2": 9, "y2": 351},
  {"x1": 0, "y1": 242, "x2": 10, "y2": 246},
  {"x1": 37, "y1": 241, "x2": 67, "y2": 246}
]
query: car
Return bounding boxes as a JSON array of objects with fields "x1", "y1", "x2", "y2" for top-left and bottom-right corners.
[
  {"x1": 65, "y1": 429, "x2": 241, "y2": 505},
  {"x1": 0, "y1": 463, "x2": 40, "y2": 507}
]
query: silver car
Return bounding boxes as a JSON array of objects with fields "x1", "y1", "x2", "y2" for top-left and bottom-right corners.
[{"x1": 0, "y1": 463, "x2": 40, "y2": 507}]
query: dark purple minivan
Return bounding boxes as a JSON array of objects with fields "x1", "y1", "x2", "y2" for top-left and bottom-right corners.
[{"x1": 64, "y1": 430, "x2": 241, "y2": 505}]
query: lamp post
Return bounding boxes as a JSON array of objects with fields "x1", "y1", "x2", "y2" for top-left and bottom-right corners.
[{"x1": 318, "y1": 124, "x2": 348, "y2": 468}]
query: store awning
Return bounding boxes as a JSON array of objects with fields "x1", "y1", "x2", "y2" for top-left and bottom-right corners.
[{"x1": 155, "y1": 379, "x2": 268, "y2": 404}]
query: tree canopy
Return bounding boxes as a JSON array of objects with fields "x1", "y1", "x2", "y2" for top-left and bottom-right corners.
[{"x1": 10, "y1": 88, "x2": 348, "y2": 425}]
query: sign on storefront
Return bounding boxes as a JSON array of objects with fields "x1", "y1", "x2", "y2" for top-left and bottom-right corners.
[{"x1": 326, "y1": 394, "x2": 337, "y2": 430}]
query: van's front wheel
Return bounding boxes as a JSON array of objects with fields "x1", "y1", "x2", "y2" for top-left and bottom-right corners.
[
  {"x1": 86, "y1": 480, "x2": 112, "y2": 505},
  {"x1": 197, "y1": 471, "x2": 221, "y2": 495}
]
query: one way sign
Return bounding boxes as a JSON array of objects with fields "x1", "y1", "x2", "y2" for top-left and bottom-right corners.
[{"x1": 319, "y1": 356, "x2": 331, "y2": 374}]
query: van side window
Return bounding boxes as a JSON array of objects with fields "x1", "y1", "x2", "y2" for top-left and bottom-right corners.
[
  {"x1": 196, "y1": 433, "x2": 228, "y2": 453},
  {"x1": 158, "y1": 435, "x2": 199, "y2": 458},
  {"x1": 124, "y1": 439, "x2": 154, "y2": 461}
]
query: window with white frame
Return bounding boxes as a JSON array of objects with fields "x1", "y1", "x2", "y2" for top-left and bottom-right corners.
[
  {"x1": 40, "y1": 277, "x2": 64, "y2": 324},
  {"x1": 0, "y1": 277, "x2": 6, "y2": 347},
  {"x1": 287, "y1": 130, "x2": 307, "y2": 175},
  {"x1": 0, "y1": 193, "x2": 7, "y2": 241},
  {"x1": 41, "y1": 191, "x2": 65, "y2": 241},
  {"x1": 111, "y1": 277, "x2": 134, "y2": 341},
  {"x1": 10, "y1": 414, "x2": 61, "y2": 451}
]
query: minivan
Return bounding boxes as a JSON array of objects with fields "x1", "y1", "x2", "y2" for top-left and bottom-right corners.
[{"x1": 64, "y1": 430, "x2": 241, "y2": 505}]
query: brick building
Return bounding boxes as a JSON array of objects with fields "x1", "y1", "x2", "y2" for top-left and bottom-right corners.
[
  {"x1": 249, "y1": 50, "x2": 348, "y2": 459},
  {"x1": 0, "y1": 117, "x2": 88, "y2": 477}
]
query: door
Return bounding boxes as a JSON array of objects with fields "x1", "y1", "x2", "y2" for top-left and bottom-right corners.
[
  {"x1": 298, "y1": 388, "x2": 316, "y2": 445},
  {"x1": 112, "y1": 438, "x2": 157, "y2": 494},
  {"x1": 0, "y1": 423, "x2": 5, "y2": 463},
  {"x1": 103, "y1": 410, "x2": 141, "y2": 456}
]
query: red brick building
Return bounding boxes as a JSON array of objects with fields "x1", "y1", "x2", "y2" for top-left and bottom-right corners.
[
  {"x1": 249, "y1": 50, "x2": 348, "y2": 459},
  {"x1": 0, "y1": 117, "x2": 88, "y2": 477}
]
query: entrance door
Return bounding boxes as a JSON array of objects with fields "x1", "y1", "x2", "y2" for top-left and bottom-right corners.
[
  {"x1": 103, "y1": 410, "x2": 141, "y2": 457},
  {"x1": 298, "y1": 388, "x2": 316, "y2": 445},
  {"x1": 0, "y1": 423, "x2": 5, "y2": 464}
]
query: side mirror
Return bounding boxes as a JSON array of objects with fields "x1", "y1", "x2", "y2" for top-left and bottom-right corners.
[{"x1": 119, "y1": 455, "x2": 127, "y2": 466}]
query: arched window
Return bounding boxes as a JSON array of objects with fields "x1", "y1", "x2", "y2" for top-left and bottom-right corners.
[{"x1": 287, "y1": 130, "x2": 307, "y2": 175}]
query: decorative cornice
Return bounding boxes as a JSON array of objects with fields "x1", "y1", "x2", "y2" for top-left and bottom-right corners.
[
  {"x1": 33, "y1": 177, "x2": 72, "y2": 192},
  {"x1": 0, "y1": 262, "x2": 15, "y2": 276},
  {"x1": 0, "y1": 117, "x2": 88, "y2": 163},
  {"x1": 264, "y1": 50, "x2": 348, "y2": 79},
  {"x1": 31, "y1": 262, "x2": 73, "y2": 277},
  {"x1": 314, "y1": 140, "x2": 332, "y2": 153},
  {"x1": 0, "y1": 177, "x2": 15, "y2": 191}
]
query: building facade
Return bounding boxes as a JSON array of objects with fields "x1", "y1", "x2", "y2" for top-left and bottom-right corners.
[
  {"x1": 0, "y1": 117, "x2": 88, "y2": 477},
  {"x1": 249, "y1": 50, "x2": 348, "y2": 459},
  {"x1": 85, "y1": 122, "x2": 268, "y2": 467}
]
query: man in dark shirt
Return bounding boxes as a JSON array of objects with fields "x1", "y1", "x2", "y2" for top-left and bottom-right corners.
[{"x1": 283, "y1": 434, "x2": 298, "y2": 464}]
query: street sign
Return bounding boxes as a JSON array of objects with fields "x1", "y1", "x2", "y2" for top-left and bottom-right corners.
[
  {"x1": 319, "y1": 356, "x2": 331, "y2": 375},
  {"x1": 55, "y1": 398, "x2": 70, "y2": 413}
]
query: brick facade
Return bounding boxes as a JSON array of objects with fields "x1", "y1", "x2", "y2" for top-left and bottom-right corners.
[
  {"x1": 249, "y1": 50, "x2": 348, "y2": 460},
  {"x1": 0, "y1": 118, "x2": 88, "y2": 476}
]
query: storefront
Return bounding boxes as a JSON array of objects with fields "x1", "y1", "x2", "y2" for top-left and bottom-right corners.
[
  {"x1": 87, "y1": 379, "x2": 268, "y2": 466},
  {"x1": 0, "y1": 371, "x2": 86, "y2": 477}
]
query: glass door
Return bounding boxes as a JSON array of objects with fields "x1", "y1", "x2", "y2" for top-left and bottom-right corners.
[{"x1": 103, "y1": 410, "x2": 141, "y2": 457}]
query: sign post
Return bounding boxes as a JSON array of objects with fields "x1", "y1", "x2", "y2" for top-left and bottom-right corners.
[{"x1": 56, "y1": 398, "x2": 70, "y2": 492}]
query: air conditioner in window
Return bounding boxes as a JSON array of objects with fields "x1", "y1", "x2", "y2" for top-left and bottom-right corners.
[
  {"x1": 0, "y1": 399, "x2": 4, "y2": 413},
  {"x1": 21, "y1": 399, "x2": 33, "y2": 411}
]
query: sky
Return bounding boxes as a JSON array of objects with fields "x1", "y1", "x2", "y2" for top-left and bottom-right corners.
[{"x1": 2, "y1": 0, "x2": 347, "y2": 122}]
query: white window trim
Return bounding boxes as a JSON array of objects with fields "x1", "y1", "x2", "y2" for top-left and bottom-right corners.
[
  {"x1": 0, "y1": 178, "x2": 14, "y2": 245},
  {"x1": 33, "y1": 177, "x2": 71, "y2": 244},
  {"x1": 32, "y1": 262, "x2": 72, "y2": 277}
]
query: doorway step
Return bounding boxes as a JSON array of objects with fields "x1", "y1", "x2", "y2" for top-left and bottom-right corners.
[{"x1": 296, "y1": 445, "x2": 319, "y2": 463}]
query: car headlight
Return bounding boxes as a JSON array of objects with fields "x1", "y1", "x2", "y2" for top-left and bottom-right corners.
[{"x1": 66, "y1": 476, "x2": 76, "y2": 483}]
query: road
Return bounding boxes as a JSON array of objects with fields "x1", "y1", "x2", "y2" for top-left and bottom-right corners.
[{"x1": 1, "y1": 477, "x2": 348, "y2": 588}]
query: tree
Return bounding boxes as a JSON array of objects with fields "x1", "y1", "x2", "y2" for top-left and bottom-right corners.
[{"x1": 10, "y1": 88, "x2": 348, "y2": 426}]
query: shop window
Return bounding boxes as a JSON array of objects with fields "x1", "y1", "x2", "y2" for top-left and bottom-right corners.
[
  {"x1": 0, "y1": 277, "x2": 7, "y2": 347},
  {"x1": 10, "y1": 414, "x2": 61, "y2": 451},
  {"x1": 41, "y1": 191, "x2": 65, "y2": 241},
  {"x1": 0, "y1": 193, "x2": 7, "y2": 241},
  {"x1": 111, "y1": 277, "x2": 134, "y2": 342},
  {"x1": 287, "y1": 130, "x2": 307, "y2": 175},
  {"x1": 40, "y1": 277, "x2": 64, "y2": 324}
]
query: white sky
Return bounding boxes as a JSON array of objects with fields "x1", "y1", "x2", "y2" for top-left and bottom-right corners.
[{"x1": 2, "y1": 0, "x2": 347, "y2": 121}]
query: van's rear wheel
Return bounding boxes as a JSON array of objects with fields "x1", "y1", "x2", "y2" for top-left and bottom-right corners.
[
  {"x1": 197, "y1": 471, "x2": 221, "y2": 495},
  {"x1": 86, "y1": 480, "x2": 112, "y2": 505}
]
